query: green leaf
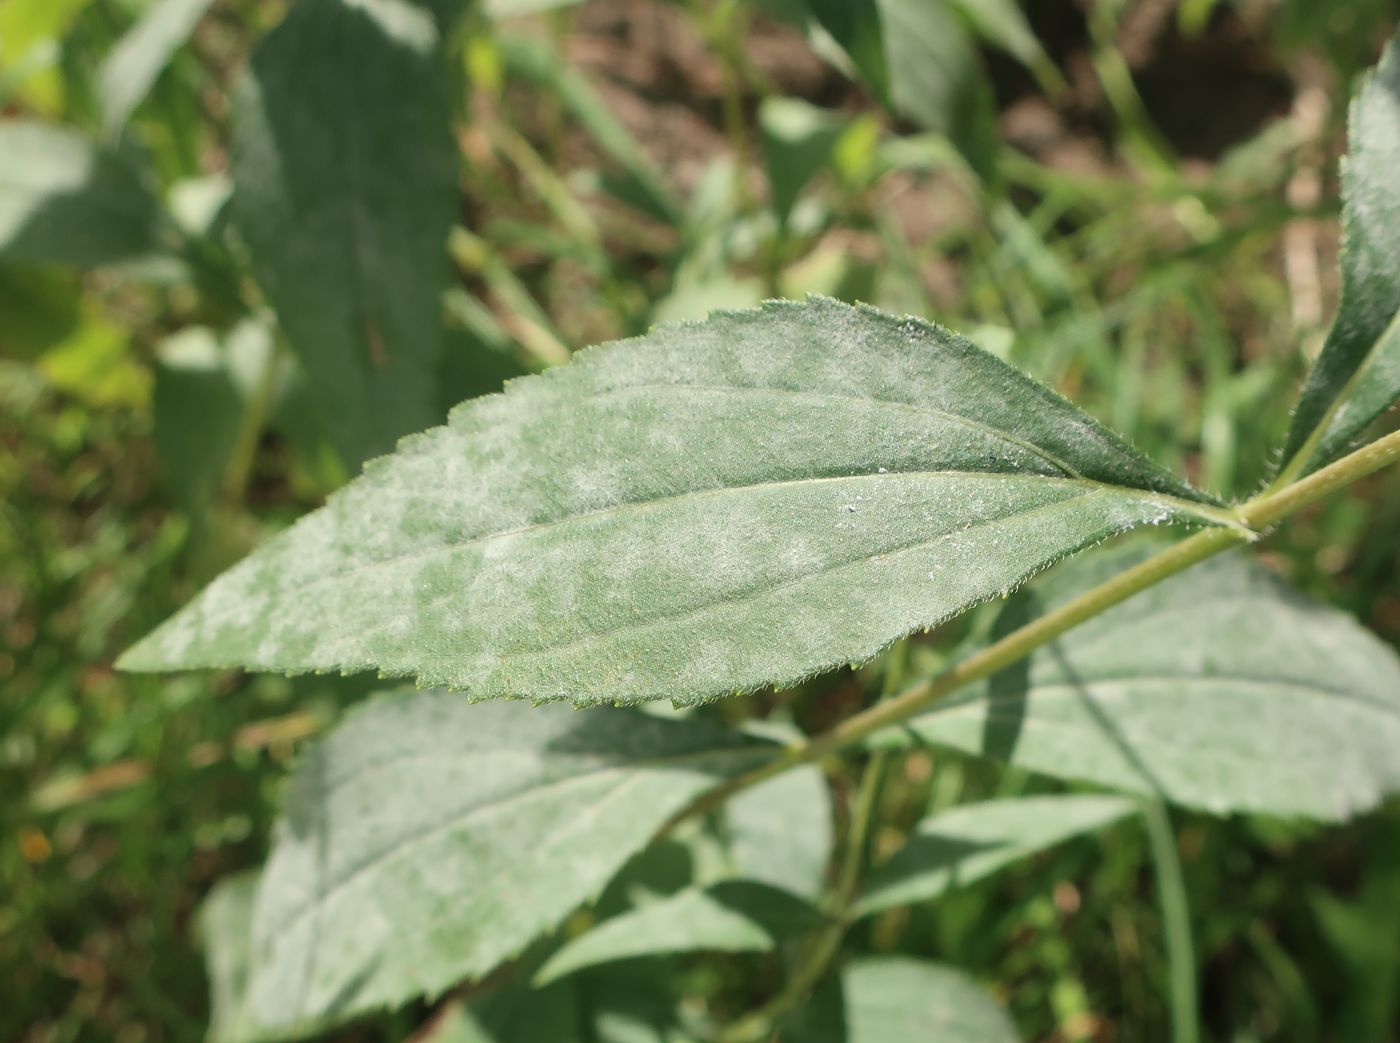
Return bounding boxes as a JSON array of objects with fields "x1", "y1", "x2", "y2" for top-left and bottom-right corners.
[
  {"x1": 98, "y1": 0, "x2": 217, "y2": 138},
  {"x1": 785, "y1": 958, "x2": 1020, "y2": 1042},
  {"x1": 0, "y1": 264, "x2": 85, "y2": 358},
  {"x1": 415, "y1": 986, "x2": 584, "y2": 1043},
  {"x1": 437, "y1": 323, "x2": 529, "y2": 415},
  {"x1": 886, "y1": 546, "x2": 1400, "y2": 820},
  {"x1": 947, "y1": 0, "x2": 1060, "y2": 90},
  {"x1": 874, "y1": 0, "x2": 998, "y2": 181},
  {"x1": 759, "y1": 97, "x2": 848, "y2": 228},
  {"x1": 231, "y1": 0, "x2": 457, "y2": 467},
  {"x1": 1280, "y1": 35, "x2": 1400, "y2": 476},
  {"x1": 199, "y1": 873, "x2": 327, "y2": 1043},
  {"x1": 801, "y1": 0, "x2": 890, "y2": 107},
  {"x1": 414, "y1": 1003, "x2": 500, "y2": 1043},
  {"x1": 853, "y1": 795, "x2": 1134, "y2": 919},
  {"x1": 119, "y1": 297, "x2": 1235, "y2": 704},
  {"x1": 723, "y1": 764, "x2": 833, "y2": 901},
  {"x1": 535, "y1": 880, "x2": 821, "y2": 986},
  {"x1": 234, "y1": 690, "x2": 771, "y2": 1034},
  {"x1": 0, "y1": 121, "x2": 161, "y2": 267},
  {"x1": 200, "y1": 873, "x2": 260, "y2": 1043},
  {"x1": 153, "y1": 321, "x2": 275, "y2": 511}
]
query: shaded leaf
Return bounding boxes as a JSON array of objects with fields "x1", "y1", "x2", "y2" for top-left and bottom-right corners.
[
  {"x1": 0, "y1": 264, "x2": 85, "y2": 358},
  {"x1": 854, "y1": 795, "x2": 1134, "y2": 918},
  {"x1": 760, "y1": 97, "x2": 848, "y2": 228},
  {"x1": 579, "y1": 962, "x2": 696, "y2": 1043},
  {"x1": 415, "y1": 985, "x2": 584, "y2": 1043},
  {"x1": 1281, "y1": 35, "x2": 1400, "y2": 475},
  {"x1": 535, "y1": 880, "x2": 822, "y2": 986},
  {"x1": 232, "y1": 0, "x2": 456, "y2": 467},
  {"x1": 886, "y1": 547, "x2": 1400, "y2": 820},
  {"x1": 153, "y1": 321, "x2": 275, "y2": 511},
  {"x1": 801, "y1": 0, "x2": 890, "y2": 106},
  {"x1": 98, "y1": 0, "x2": 217, "y2": 138},
  {"x1": 437, "y1": 307, "x2": 531, "y2": 414},
  {"x1": 0, "y1": 121, "x2": 160, "y2": 267},
  {"x1": 723, "y1": 764, "x2": 832, "y2": 901},
  {"x1": 874, "y1": 0, "x2": 998, "y2": 181},
  {"x1": 119, "y1": 298, "x2": 1232, "y2": 704},
  {"x1": 236, "y1": 691, "x2": 771, "y2": 1034},
  {"x1": 947, "y1": 0, "x2": 1057, "y2": 83}
]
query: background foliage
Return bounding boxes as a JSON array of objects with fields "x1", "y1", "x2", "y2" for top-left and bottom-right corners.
[{"x1": 3, "y1": 0, "x2": 1400, "y2": 1041}]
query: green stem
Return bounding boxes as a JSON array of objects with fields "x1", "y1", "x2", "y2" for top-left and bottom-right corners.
[
  {"x1": 1142, "y1": 800, "x2": 1199, "y2": 1043},
  {"x1": 665, "y1": 426, "x2": 1400, "y2": 829}
]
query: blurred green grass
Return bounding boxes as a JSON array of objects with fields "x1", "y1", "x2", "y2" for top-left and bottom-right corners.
[{"x1": 3, "y1": 1, "x2": 1399, "y2": 1041}]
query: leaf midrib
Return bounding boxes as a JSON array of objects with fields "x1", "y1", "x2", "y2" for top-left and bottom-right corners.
[
  {"x1": 244, "y1": 470, "x2": 1225, "y2": 603},
  {"x1": 415, "y1": 488, "x2": 1117, "y2": 672}
]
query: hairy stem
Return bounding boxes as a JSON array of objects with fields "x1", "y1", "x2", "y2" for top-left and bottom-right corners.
[{"x1": 665, "y1": 426, "x2": 1400, "y2": 830}]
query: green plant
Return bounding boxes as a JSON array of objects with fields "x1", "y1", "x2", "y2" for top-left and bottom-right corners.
[
  {"x1": 108, "y1": 23, "x2": 1400, "y2": 1043},
  {"x1": 5, "y1": 1, "x2": 1400, "y2": 1040}
]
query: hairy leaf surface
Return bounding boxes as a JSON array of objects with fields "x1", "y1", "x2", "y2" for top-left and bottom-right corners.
[
  {"x1": 887, "y1": 548, "x2": 1400, "y2": 819},
  {"x1": 534, "y1": 881, "x2": 821, "y2": 986},
  {"x1": 0, "y1": 121, "x2": 160, "y2": 266},
  {"x1": 120, "y1": 298, "x2": 1229, "y2": 705},
  {"x1": 854, "y1": 795, "x2": 1134, "y2": 918},
  {"x1": 231, "y1": 0, "x2": 455, "y2": 467},
  {"x1": 1282, "y1": 35, "x2": 1400, "y2": 474},
  {"x1": 238, "y1": 691, "x2": 771, "y2": 1033}
]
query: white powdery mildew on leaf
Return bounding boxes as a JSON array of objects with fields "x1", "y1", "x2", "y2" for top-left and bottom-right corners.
[
  {"x1": 121, "y1": 297, "x2": 1227, "y2": 705},
  {"x1": 238, "y1": 692, "x2": 773, "y2": 1032},
  {"x1": 894, "y1": 548, "x2": 1400, "y2": 820}
]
